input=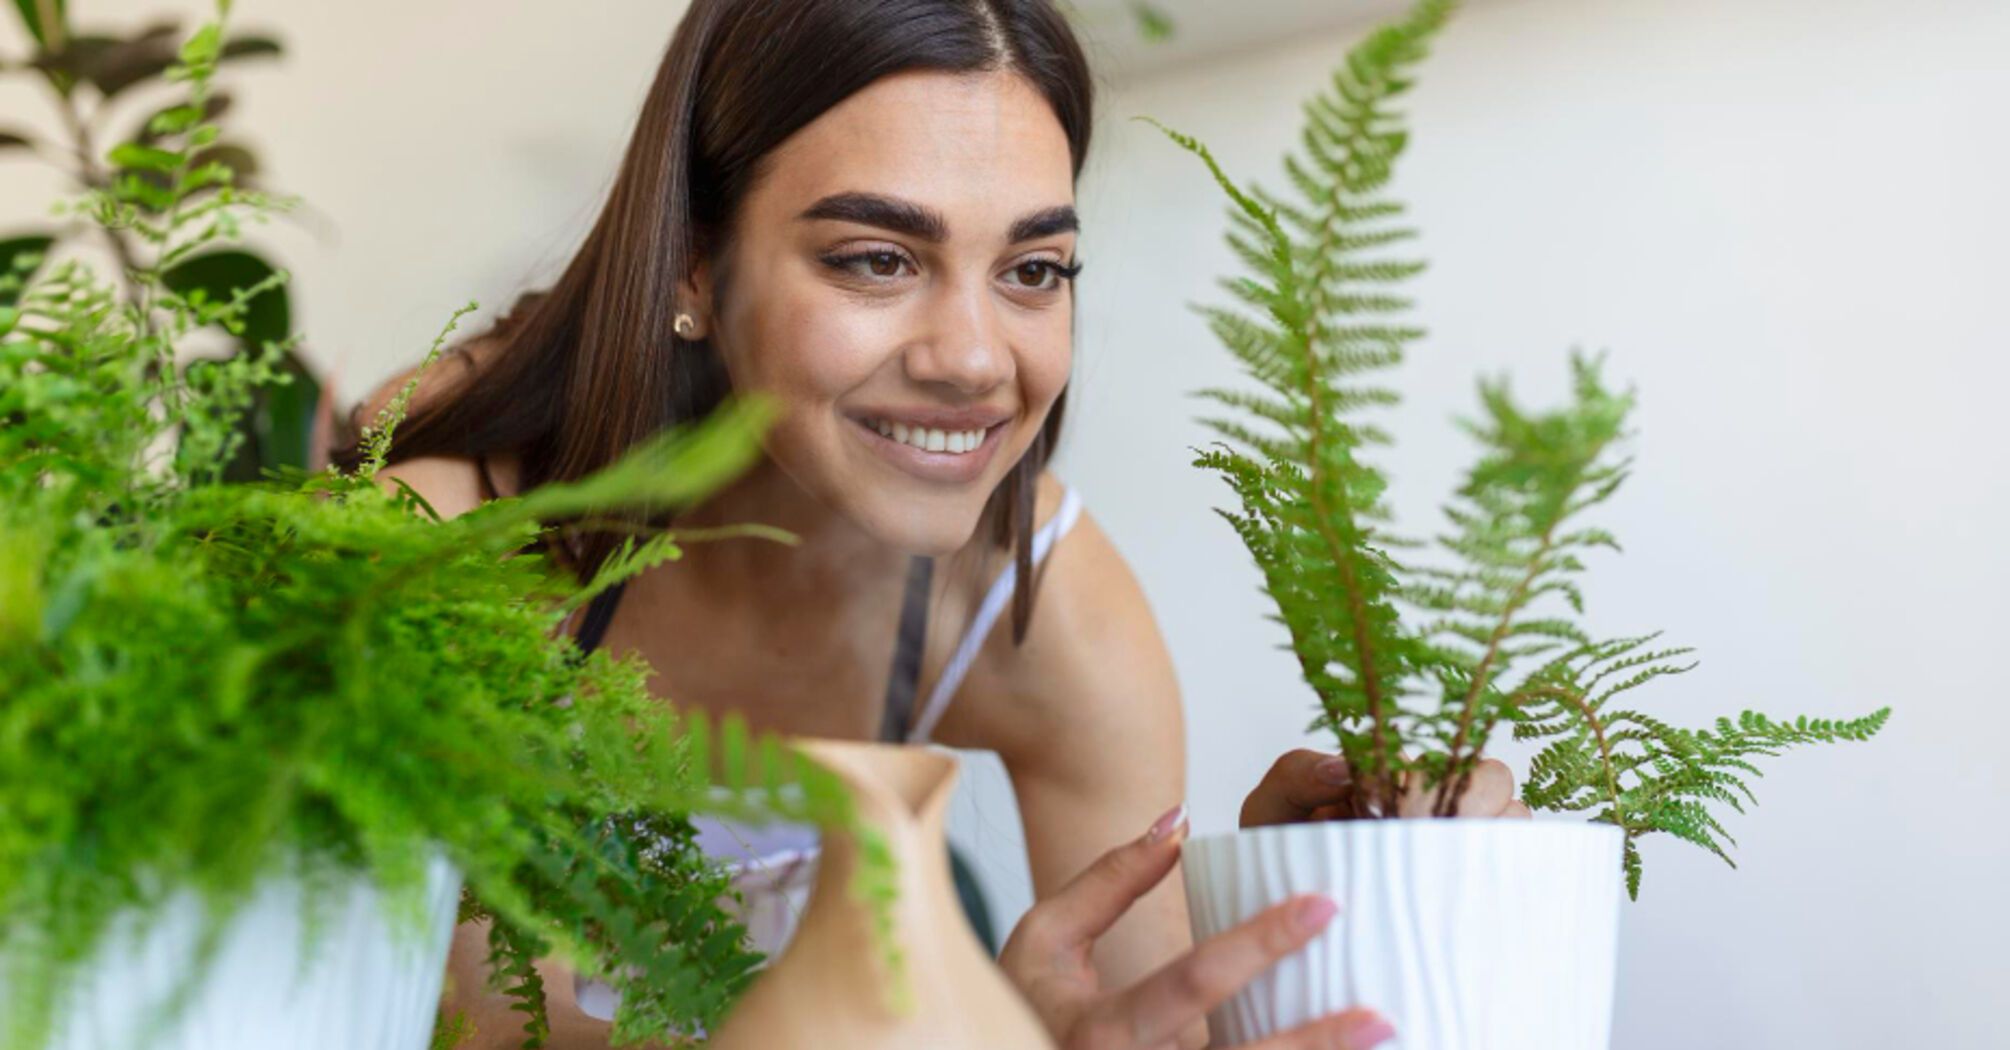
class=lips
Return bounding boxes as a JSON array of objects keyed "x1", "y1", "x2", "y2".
[{"x1": 848, "y1": 413, "x2": 1008, "y2": 484}]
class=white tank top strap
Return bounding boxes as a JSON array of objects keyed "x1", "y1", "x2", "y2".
[{"x1": 906, "y1": 485, "x2": 1084, "y2": 744}]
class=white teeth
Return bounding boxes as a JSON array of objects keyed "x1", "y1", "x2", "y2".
[{"x1": 866, "y1": 419, "x2": 988, "y2": 455}]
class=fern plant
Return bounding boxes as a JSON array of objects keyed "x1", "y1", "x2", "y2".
[
  {"x1": 0, "y1": 7, "x2": 890, "y2": 1048},
  {"x1": 1153, "y1": 0, "x2": 1887, "y2": 897}
]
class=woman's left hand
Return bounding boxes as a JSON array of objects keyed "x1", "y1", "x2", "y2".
[
  {"x1": 1239, "y1": 750, "x2": 1533, "y2": 826},
  {"x1": 999, "y1": 805, "x2": 1397, "y2": 1050}
]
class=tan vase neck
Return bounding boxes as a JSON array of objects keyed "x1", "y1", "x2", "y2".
[
  {"x1": 792, "y1": 738, "x2": 956, "y2": 830},
  {"x1": 708, "y1": 738, "x2": 1056, "y2": 1048},
  {"x1": 790, "y1": 738, "x2": 960, "y2": 924}
]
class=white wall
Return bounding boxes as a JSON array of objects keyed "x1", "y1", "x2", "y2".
[{"x1": 5, "y1": 2, "x2": 2003, "y2": 1047}]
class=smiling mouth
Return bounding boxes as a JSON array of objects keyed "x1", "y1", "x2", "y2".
[{"x1": 856, "y1": 417, "x2": 997, "y2": 455}]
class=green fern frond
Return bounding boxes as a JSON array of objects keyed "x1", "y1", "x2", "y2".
[
  {"x1": 1163, "y1": 0, "x2": 1888, "y2": 893},
  {"x1": 1146, "y1": 0, "x2": 1455, "y2": 813}
]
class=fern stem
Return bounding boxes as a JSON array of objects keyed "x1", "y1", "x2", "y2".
[
  {"x1": 52, "y1": 92, "x2": 145, "y2": 307},
  {"x1": 1295, "y1": 158, "x2": 1402, "y2": 819},
  {"x1": 1431, "y1": 522, "x2": 1559, "y2": 816},
  {"x1": 1543, "y1": 684, "x2": 1626, "y2": 832},
  {"x1": 1297, "y1": 320, "x2": 1399, "y2": 815}
]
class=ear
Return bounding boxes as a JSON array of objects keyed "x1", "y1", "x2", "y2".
[{"x1": 676, "y1": 253, "x2": 715, "y2": 340}]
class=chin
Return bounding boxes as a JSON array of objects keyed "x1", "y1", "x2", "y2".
[{"x1": 850, "y1": 493, "x2": 989, "y2": 558}]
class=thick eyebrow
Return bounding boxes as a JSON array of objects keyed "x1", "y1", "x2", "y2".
[
  {"x1": 796, "y1": 191, "x2": 1078, "y2": 245},
  {"x1": 1007, "y1": 204, "x2": 1080, "y2": 244}
]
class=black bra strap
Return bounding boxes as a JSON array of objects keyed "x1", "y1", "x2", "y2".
[{"x1": 878, "y1": 556, "x2": 933, "y2": 743}]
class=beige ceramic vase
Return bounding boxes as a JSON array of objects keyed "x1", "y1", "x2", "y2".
[{"x1": 706, "y1": 738, "x2": 1056, "y2": 1050}]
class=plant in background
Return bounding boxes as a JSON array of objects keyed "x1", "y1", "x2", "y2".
[
  {"x1": 1, "y1": 0, "x2": 322, "y2": 479},
  {"x1": 0, "y1": 8, "x2": 886, "y2": 1049},
  {"x1": 1125, "y1": 1, "x2": 1175, "y2": 42},
  {"x1": 1057, "y1": 0, "x2": 1176, "y2": 45},
  {"x1": 1153, "y1": 0, "x2": 1887, "y2": 897}
]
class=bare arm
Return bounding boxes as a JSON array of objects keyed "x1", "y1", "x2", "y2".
[{"x1": 945, "y1": 481, "x2": 1194, "y2": 1022}]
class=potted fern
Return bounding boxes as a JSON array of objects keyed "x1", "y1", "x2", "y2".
[
  {"x1": 1151, "y1": 1, "x2": 1888, "y2": 1047},
  {"x1": 0, "y1": 9, "x2": 861, "y2": 1049}
]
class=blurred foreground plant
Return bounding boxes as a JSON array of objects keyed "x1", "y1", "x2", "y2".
[{"x1": 0, "y1": 7, "x2": 883, "y2": 1048}]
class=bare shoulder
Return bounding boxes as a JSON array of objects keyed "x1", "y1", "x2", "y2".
[
  {"x1": 364, "y1": 338, "x2": 514, "y2": 520},
  {"x1": 940, "y1": 472, "x2": 1183, "y2": 769},
  {"x1": 1013, "y1": 473, "x2": 1147, "y2": 682},
  {"x1": 1010, "y1": 473, "x2": 1171, "y2": 703},
  {"x1": 376, "y1": 456, "x2": 491, "y2": 520}
]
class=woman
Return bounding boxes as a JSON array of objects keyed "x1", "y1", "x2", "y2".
[{"x1": 358, "y1": 2, "x2": 1523, "y2": 1046}]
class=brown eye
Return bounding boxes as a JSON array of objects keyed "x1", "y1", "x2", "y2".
[
  {"x1": 1006, "y1": 258, "x2": 1081, "y2": 294},
  {"x1": 867, "y1": 251, "x2": 902, "y2": 277},
  {"x1": 822, "y1": 248, "x2": 913, "y2": 282}
]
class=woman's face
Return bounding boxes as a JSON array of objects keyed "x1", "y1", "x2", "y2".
[{"x1": 695, "y1": 69, "x2": 1078, "y2": 556}]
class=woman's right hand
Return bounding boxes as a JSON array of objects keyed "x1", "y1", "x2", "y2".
[{"x1": 997, "y1": 806, "x2": 1396, "y2": 1050}]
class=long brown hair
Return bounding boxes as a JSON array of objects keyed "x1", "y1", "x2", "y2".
[{"x1": 340, "y1": 0, "x2": 1094, "y2": 642}]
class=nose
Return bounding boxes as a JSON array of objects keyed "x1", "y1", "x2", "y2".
[{"x1": 902, "y1": 275, "x2": 1014, "y2": 395}]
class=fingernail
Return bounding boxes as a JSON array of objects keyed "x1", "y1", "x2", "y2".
[
  {"x1": 1314, "y1": 758, "x2": 1351, "y2": 786},
  {"x1": 1144, "y1": 803, "x2": 1188, "y2": 843},
  {"x1": 1295, "y1": 894, "x2": 1339, "y2": 934},
  {"x1": 1339, "y1": 1012, "x2": 1397, "y2": 1047}
]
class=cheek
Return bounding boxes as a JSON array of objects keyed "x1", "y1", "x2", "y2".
[
  {"x1": 730, "y1": 296, "x2": 893, "y2": 470},
  {"x1": 1016, "y1": 313, "x2": 1075, "y2": 417},
  {"x1": 727, "y1": 285, "x2": 888, "y2": 408}
]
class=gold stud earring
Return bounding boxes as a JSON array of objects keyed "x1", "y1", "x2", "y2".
[{"x1": 672, "y1": 312, "x2": 698, "y2": 339}]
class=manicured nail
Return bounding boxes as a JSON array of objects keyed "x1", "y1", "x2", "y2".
[
  {"x1": 1314, "y1": 757, "x2": 1351, "y2": 786},
  {"x1": 1339, "y1": 1011, "x2": 1397, "y2": 1047},
  {"x1": 1295, "y1": 894, "x2": 1339, "y2": 934},
  {"x1": 1145, "y1": 803, "x2": 1188, "y2": 843}
]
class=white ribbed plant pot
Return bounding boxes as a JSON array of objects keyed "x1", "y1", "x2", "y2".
[
  {"x1": 1183, "y1": 820, "x2": 1623, "y2": 1050},
  {"x1": 34, "y1": 851, "x2": 461, "y2": 1050}
]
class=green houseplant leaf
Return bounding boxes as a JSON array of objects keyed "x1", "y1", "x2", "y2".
[
  {"x1": 0, "y1": 235, "x2": 53, "y2": 308},
  {"x1": 9, "y1": 0, "x2": 66, "y2": 47},
  {"x1": 3, "y1": 4, "x2": 308, "y2": 477}
]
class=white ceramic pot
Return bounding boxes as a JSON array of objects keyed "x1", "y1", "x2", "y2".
[
  {"x1": 1182, "y1": 820, "x2": 1622, "y2": 1050},
  {"x1": 33, "y1": 851, "x2": 461, "y2": 1050}
]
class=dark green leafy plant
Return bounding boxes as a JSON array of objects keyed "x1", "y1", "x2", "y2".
[
  {"x1": 1, "y1": 0, "x2": 318, "y2": 479},
  {"x1": 0, "y1": 8, "x2": 891, "y2": 1048},
  {"x1": 1153, "y1": 0, "x2": 1887, "y2": 897}
]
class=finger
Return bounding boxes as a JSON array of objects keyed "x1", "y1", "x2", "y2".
[
  {"x1": 1240, "y1": 750, "x2": 1353, "y2": 827},
  {"x1": 1454, "y1": 759, "x2": 1515, "y2": 817},
  {"x1": 1012, "y1": 804, "x2": 1187, "y2": 956},
  {"x1": 1097, "y1": 894, "x2": 1338, "y2": 1046},
  {"x1": 1244, "y1": 1008, "x2": 1397, "y2": 1050},
  {"x1": 1394, "y1": 767, "x2": 1435, "y2": 818},
  {"x1": 1503, "y1": 800, "x2": 1533, "y2": 819}
]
